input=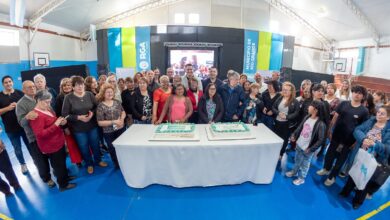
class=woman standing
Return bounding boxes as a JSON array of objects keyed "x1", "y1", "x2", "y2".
[
  {"x1": 96, "y1": 84, "x2": 126, "y2": 168},
  {"x1": 261, "y1": 80, "x2": 281, "y2": 130},
  {"x1": 336, "y1": 79, "x2": 351, "y2": 101},
  {"x1": 107, "y1": 75, "x2": 122, "y2": 103},
  {"x1": 62, "y1": 76, "x2": 108, "y2": 174},
  {"x1": 243, "y1": 83, "x2": 264, "y2": 124},
  {"x1": 325, "y1": 83, "x2": 340, "y2": 119},
  {"x1": 243, "y1": 81, "x2": 251, "y2": 97},
  {"x1": 152, "y1": 76, "x2": 171, "y2": 124},
  {"x1": 198, "y1": 83, "x2": 224, "y2": 124},
  {"x1": 272, "y1": 82, "x2": 300, "y2": 157},
  {"x1": 157, "y1": 84, "x2": 193, "y2": 124},
  {"x1": 97, "y1": 75, "x2": 107, "y2": 93},
  {"x1": 117, "y1": 78, "x2": 126, "y2": 93},
  {"x1": 131, "y1": 77, "x2": 153, "y2": 124},
  {"x1": 187, "y1": 77, "x2": 203, "y2": 123},
  {"x1": 29, "y1": 90, "x2": 76, "y2": 191},
  {"x1": 339, "y1": 105, "x2": 390, "y2": 209},
  {"x1": 84, "y1": 76, "x2": 98, "y2": 96},
  {"x1": 373, "y1": 91, "x2": 387, "y2": 111},
  {"x1": 55, "y1": 78, "x2": 82, "y2": 166}
]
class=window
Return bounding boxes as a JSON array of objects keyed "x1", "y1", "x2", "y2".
[{"x1": 0, "y1": 28, "x2": 20, "y2": 46}]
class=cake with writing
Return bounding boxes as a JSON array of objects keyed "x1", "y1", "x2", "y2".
[
  {"x1": 209, "y1": 122, "x2": 251, "y2": 139},
  {"x1": 153, "y1": 123, "x2": 196, "y2": 140}
]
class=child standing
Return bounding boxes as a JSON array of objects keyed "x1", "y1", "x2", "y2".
[{"x1": 286, "y1": 100, "x2": 327, "y2": 185}]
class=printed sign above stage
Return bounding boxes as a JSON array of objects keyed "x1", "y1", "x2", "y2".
[
  {"x1": 243, "y1": 30, "x2": 259, "y2": 76},
  {"x1": 243, "y1": 30, "x2": 284, "y2": 79},
  {"x1": 108, "y1": 27, "x2": 151, "y2": 73}
]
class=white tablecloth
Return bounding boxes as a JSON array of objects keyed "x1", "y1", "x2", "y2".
[{"x1": 113, "y1": 124, "x2": 283, "y2": 188}]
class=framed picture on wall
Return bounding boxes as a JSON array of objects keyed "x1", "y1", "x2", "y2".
[
  {"x1": 33, "y1": 52, "x2": 50, "y2": 67},
  {"x1": 334, "y1": 58, "x2": 347, "y2": 72}
]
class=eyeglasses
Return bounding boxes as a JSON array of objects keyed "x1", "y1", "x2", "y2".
[{"x1": 377, "y1": 111, "x2": 387, "y2": 116}]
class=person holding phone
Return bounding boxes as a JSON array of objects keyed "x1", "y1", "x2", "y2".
[{"x1": 29, "y1": 90, "x2": 76, "y2": 191}]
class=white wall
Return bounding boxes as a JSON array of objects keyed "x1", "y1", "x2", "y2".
[
  {"x1": 336, "y1": 36, "x2": 390, "y2": 79},
  {"x1": 0, "y1": 12, "x2": 97, "y2": 63}
]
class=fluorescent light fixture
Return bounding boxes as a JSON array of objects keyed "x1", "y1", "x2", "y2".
[
  {"x1": 188, "y1": 13, "x2": 199, "y2": 24},
  {"x1": 157, "y1": 24, "x2": 167, "y2": 34},
  {"x1": 174, "y1": 13, "x2": 185, "y2": 24},
  {"x1": 269, "y1": 20, "x2": 279, "y2": 33}
]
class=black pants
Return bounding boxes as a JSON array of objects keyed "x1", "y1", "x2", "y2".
[
  {"x1": 340, "y1": 176, "x2": 381, "y2": 206},
  {"x1": 188, "y1": 111, "x2": 199, "y2": 124},
  {"x1": 103, "y1": 127, "x2": 126, "y2": 168},
  {"x1": 46, "y1": 147, "x2": 69, "y2": 188},
  {"x1": 274, "y1": 120, "x2": 293, "y2": 156},
  {"x1": 324, "y1": 138, "x2": 351, "y2": 179},
  {"x1": 0, "y1": 150, "x2": 20, "y2": 194},
  {"x1": 28, "y1": 141, "x2": 52, "y2": 182}
]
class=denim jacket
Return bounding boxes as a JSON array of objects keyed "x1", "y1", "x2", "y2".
[{"x1": 353, "y1": 116, "x2": 390, "y2": 166}]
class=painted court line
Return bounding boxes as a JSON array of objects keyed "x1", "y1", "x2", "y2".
[
  {"x1": 0, "y1": 213, "x2": 13, "y2": 220},
  {"x1": 356, "y1": 201, "x2": 390, "y2": 220}
]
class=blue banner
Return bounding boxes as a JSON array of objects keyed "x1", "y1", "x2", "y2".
[
  {"x1": 269, "y1": 33, "x2": 284, "y2": 71},
  {"x1": 135, "y1": 26, "x2": 151, "y2": 71},
  {"x1": 107, "y1": 28, "x2": 123, "y2": 73},
  {"x1": 243, "y1": 30, "x2": 259, "y2": 76},
  {"x1": 356, "y1": 47, "x2": 365, "y2": 75}
]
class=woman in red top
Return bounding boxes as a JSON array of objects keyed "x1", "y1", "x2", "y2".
[
  {"x1": 152, "y1": 75, "x2": 171, "y2": 124},
  {"x1": 187, "y1": 77, "x2": 203, "y2": 123},
  {"x1": 29, "y1": 90, "x2": 76, "y2": 192}
]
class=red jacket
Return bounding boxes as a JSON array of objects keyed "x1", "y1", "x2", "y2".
[
  {"x1": 29, "y1": 109, "x2": 65, "y2": 154},
  {"x1": 187, "y1": 89, "x2": 203, "y2": 112}
]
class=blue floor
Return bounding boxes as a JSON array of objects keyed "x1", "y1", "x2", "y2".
[{"x1": 0, "y1": 133, "x2": 389, "y2": 220}]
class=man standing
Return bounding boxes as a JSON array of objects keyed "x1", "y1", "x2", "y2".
[
  {"x1": 202, "y1": 67, "x2": 223, "y2": 90},
  {"x1": 166, "y1": 67, "x2": 175, "y2": 84},
  {"x1": 0, "y1": 76, "x2": 31, "y2": 174},
  {"x1": 272, "y1": 71, "x2": 283, "y2": 91},
  {"x1": 146, "y1": 70, "x2": 160, "y2": 93},
  {"x1": 182, "y1": 64, "x2": 203, "y2": 91},
  {"x1": 218, "y1": 71, "x2": 246, "y2": 122},
  {"x1": 16, "y1": 81, "x2": 55, "y2": 187},
  {"x1": 254, "y1": 73, "x2": 268, "y2": 94},
  {"x1": 317, "y1": 85, "x2": 369, "y2": 186}
]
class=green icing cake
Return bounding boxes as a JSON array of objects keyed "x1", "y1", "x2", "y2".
[
  {"x1": 210, "y1": 122, "x2": 250, "y2": 133},
  {"x1": 155, "y1": 123, "x2": 195, "y2": 133}
]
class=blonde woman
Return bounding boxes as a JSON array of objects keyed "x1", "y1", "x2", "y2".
[
  {"x1": 272, "y1": 82, "x2": 300, "y2": 157},
  {"x1": 336, "y1": 79, "x2": 351, "y2": 101}
]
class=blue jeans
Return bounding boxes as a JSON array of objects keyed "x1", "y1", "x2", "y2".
[
  {"x1": 292, "y1": 147, "x2": 315, "y2": 179},
  {"x1": 73, "y1": 127, "x2": 101, "y2": 166},
  {"x1": 6, "y1": 130, "x2": 30, "y2": 165}
]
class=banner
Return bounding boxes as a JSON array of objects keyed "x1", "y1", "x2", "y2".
[
  {"x1": 121, "y1": 27, "x2": 136, "y2": 68},
  {"x1": 107, "y1": 28, "x2": 122, "y2": 73},
  {"x1": 243, "y1": 30, "x2": 259, "y2": 77},
  {"x1": 257, "y1": 31, "x2": 272, "y2": 71},
  {"x1": 356, "y1": 47, "x2": 365, "y2": 75},
  {"x1": 269, "y1": 34, "x2": 284, "y2": 71},
  {"x1": 135, "y1": 26, "x2": 151, "y2": 72}
]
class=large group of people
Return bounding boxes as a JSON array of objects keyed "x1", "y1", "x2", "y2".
[{"x1": 0, "y1": 64, "x2": 389, "y2": 210}]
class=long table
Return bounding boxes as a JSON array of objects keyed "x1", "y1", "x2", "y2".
[{"x1": 113, "y1": 124, "x2": 283, "y2": 188}]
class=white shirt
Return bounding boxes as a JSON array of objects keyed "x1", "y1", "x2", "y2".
[{"x1": 297, "y1": 117, "x2": 318, "y2": 150}]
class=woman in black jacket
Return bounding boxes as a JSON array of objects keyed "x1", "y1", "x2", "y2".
[
  {"x1": 198, "y1": 83, "x2": 224, "y2": 124},
  {"x1": 261, "y1": 80, "x2": 281, "y2": 130},
  {"x1": 272, "y1": 82, "x2": 300, "y2": 157},
  {"x1": 130, "y1": 77, "x2": 153, "y2": 124},
  {"x1": 285, "y1": 100, "x2": 327, "y2": 185}
]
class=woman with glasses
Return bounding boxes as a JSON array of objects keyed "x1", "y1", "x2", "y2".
[
  {"x1": 29, "y1": 90, "x2": 76, "y2": 191},
  {"x1": 131, "y1": 77, "x2": 153, "y2": 124},
  {"x1": 198, "y1": 83, "x2": 224, "y2": 124},
  {"x1": 272, "y1": 82, "x2": 300, "y2": 158}
]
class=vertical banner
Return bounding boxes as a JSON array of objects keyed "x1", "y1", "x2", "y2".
[
  {"x1": 135, "y1": 26, "x2": 151, "y2": 72},
  {"x1": 282, "y1": 36, "x2": 295, "y2": 69},
  {"x1": 356, "y1": 47, "x2": 365, "y2": 75},
  {"x1": 121, "y1": 27, "x2": 136, "y2": 69},
  {"x1": 269, "y1": 33, "x2": 284, "y2": 71},
  {"x1": 107, "y1": 28, "x2": 123, "y2": 73},
  {"x1": 243, "y1": 30, "x2": 259, "y2": 77},
  {"x1": 257, "y1": 32, "x2": 272, "y2": 71}
]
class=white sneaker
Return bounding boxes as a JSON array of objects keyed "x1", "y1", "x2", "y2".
[
  {"x1": 293, "y1": 178, "x2": 305, "y2": 186},
  {"x1": 324, "y1": 177, "x2": 335, "y2": 186},
  {"x1": 21, "y1": 164, "x2": 29, "y2": 174},
  {"x1": 316, "y1": 169, "x2": 329, "y2": 176},
  {"x1": 285, "y1": 170, "x2": 296, "y2": 178}
]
